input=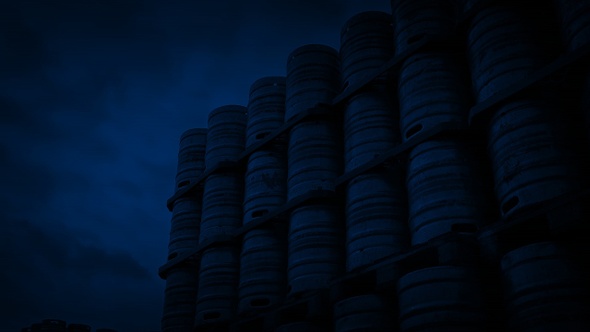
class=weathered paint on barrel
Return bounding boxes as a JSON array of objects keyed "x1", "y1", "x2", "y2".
[
  {"x1": 501, "y1": 242, "x2": 590, "y2": 331},
  {"x1": 339, "y1": 11, "x2": 394, "y2": 88},
  {"x1": 243, "y1": 149, "x2": 287, "y2": 225},
  {"x1": 200, "y1": 172, "x2": 243, "y2": 242},
  {"x1": 346, "y1": 170, "x2": 409, "y2": 271},
  {"x1": 466, "y1": 5, "x2": 551, "y2": 102},
  {"x1": 175, "y1": 128, "x2": 207, "y2": 190},
  {"x1": 487, "y1": 99, "x2": 583, "y2": 218},
  {"x1": 247, "y1": 76, "x2": 286, "y2": 148},
  {"x1": 391, "y1": 0, "x2": 457, "y2": 55},
  {"x1": 285, "y1": 44, "x2": 340, "y2": 122},
  {"x1": 288, "y1": 120, "x2": 341, "y2": 201},
  {"x1": 555, "y1": 0, "x2": 590, "y2": 51},
  {"x1": 288, "y1": 203, "x2": 344, "y2": 296},
  {"x1": 161, "y1": 264, "x2": 199, "y2": 332},
  {"x1": 196, "y1": 246, "x2": 240, "y2": 325},
  {"x1": 334, "y1": 294, "x2": 396, "y2": 332},
  {"x1": 398, "y1": 52, "x2": 470, "y2": 141},
  {"x1": 343, "y1": 87, "x2": 398, "y2": 172},
  {"x1": 406, "y1": 139, "x2": 491, "y2": 244},
  {"x1": 205, "y1": 105, "x2": 247, "y2": 169},
  {"x1": 397, "y1": 266, "x2": 487, "y2": 331},
  {"x1": 238, "y1": 228, "x2": 286, "y2": 315},
  {"x1": 168, "y1": 196, "x2": 202, "y2": 261}
]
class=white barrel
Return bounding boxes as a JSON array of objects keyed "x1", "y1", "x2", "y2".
[
  {"x1": 287, "y1": 120, "x2": 341, "y2": 202},
  {"x1": 196, "y1": 245, "x2": 239, "y2": 325},
  {"x1": 398, "y1": 52, "x2": 470, "y2": 141},
  {"x1": 339, "y1": 11, "x2": 394, "y2": 88},
  {"x1": 501, "y1": 242, "x2": 590, "y2": 331},
  {"x1": 205, "y1": 105, "x2": 247, "y2": 169},
  {"x1": 167, "y1": 196, "x2": 202, "y2": 260},
  {"x1": 397, "y1": 266, "x2": 488, "y2": 331},
  {"x1": 346, "y1": 170, "x2": 409, "y2": 272},
  {"x1": 238, "y1": 228, "x2": 287, "y2": 315},
  {"x1": 555, "y1": 0, "x2": 590, "y2": 51},
  {"x1": 344, "y1": 87, "x2": 399, "y2": 172},
  {"x1": 288, "y1": 203, "x2": 344, "y2": 296},
  {"x1": 392, "y1": 0, "x2": 457, "y2": 55},
  {"x1": 200, "y1": 172, "x2": 243, "y2": 243},
  {"x1": 285, "y1": 44, "x2": 340, "y2": 123},
  {"x1": 175, "y1": 128, "x2": 207, "y2": 190},
  {"x1": 334, "y1": 294, "x2": 396, "y2": 332},
  {"x1": 466, "y1": 5, "x2": 551, "y2": 102},
  {"x1": 246, "y1": 76, "x2": 286, "y2": 148},
  {"x1": 487, "y1": 99, "x2": 583, "y2": 218},
  {"x1": 161, "y1": 264, "x2": 199, "y2": 332},
  {"x1": 406, "y1": 139, "x2": 491, "y2": 245},
  {"x1": 243, "y1": 149, "x2": 287, "y2": 225}
]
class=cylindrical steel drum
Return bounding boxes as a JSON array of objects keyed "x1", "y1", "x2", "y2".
[
  {"x1": 391, "y1": 0, "x2": 457, "y2": 55},
  {"x1": 501, "y1": 242, "x2": 590, "y2": 331},
  {"x1": 285, "y1": 44, "x2": 340, "y2": 123},
  {"x1": 466, "y1": 4, "x2": 551, "y2": 102},
  {"x1": 196, "y1": 245, "x2": 240, "y2": 325},
  {"x1": 168, "y1": 195, "x2": 202, "y2": 260},
  {"x1": 487, "y1": 99, "x2": 583, "y2": 218},
  {"x1": 243, "y1": 149, "x2": 287, "y2": 224},
  {"x1": 406, "y1": 139, "x2": 491, "y2": 245},
  {"x1": 246, "y1": 76, "x2": 286, "y2": 148},
  {"x1": 161, "y1": 264, "x2": 199, "y2": 332},
  {"x1": 205, "y1": 105, "x2": 247, "y2": 169},
  {"x1": 397, "y1": 266, "x2": 488, "y2": 331},
  {"x1": 555, "y1": 0, "x2": 590, "y2": 51},
  {"x1": 343, "y1": 87, "x2": 398, "y2": 172},
  {"x1": 346, "y1": 170, "x2": 409, "y2": 272},
  {"x1": 339, "y1": 11, "x2": 395, "y2": 88},
  {"x1": 238, "y1": 228, "x2": 286, "y2": 315},
  {"x1": 288, "y1": 203, "x2": 344, "y2": 296},
  {"x1": 334, "y1": 294, "x2": 396, "y2": 332},
  {"x1": 200, "y1": 172, "x2": 243, "y2": 242},
  {"x1": 175, "y1": 128, "x2": 207, "y2": 190},
  {"x1": 288, "y1": 120, "x2": 341, "y2": 201},
  {"x1": 398, "y1": 51, "x2": 471, "y2": 141}
]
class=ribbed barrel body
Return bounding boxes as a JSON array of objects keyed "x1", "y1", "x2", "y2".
[
  {"x1": 334, "y1": 294, "x2": 396, "y2": 332},
  {"x1": 168, "y1": 196, "x2": 202, "y2": 260},
  {"x1": 247, "y1": 76, "x2": 286, "y2": 148},
  {"x1": 176, "y1": 128, "x2": 207, "y2": 190},
  {"x1": 161, "y1": 265, "x2": 199, "y2": 332},
  {"x1": 205, "y1": 105, "x2": 247, "y2": 168},
  {"x1": 200, "y1": 172, "x2": 243, "y2": 242},
  {"x1": 285, "y1": 44, "x2": 340, "y2": 122},
  {"x1": 555, "y1": 0, "x2": 590, "y2": 51}
]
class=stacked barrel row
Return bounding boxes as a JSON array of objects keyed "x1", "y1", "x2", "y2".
[{"x1": 160, "y1": 0, "x2": 590, "y2": 330}]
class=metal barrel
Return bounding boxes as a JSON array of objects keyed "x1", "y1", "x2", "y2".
[
  {"x1": 246, "y1": 76, "x2": 286, "y2": 148},
  {"x1": 243, "y1": 149, "x2": 287, "y2": 225},
  {"x1": 466, "y1": 4, "x2": 551, "y2": 102},
  {"x1": 501, "y1": 242, "x2": 590, "y2": 331},
  {"x1": 398, "y1": 51, "x2": 470, "y2": 141},
  {"x1": 406, "y1": 139, "x2": 491, "y2": 245},
  {"x1": 555, "y1": 0, "x2": 590, "y2": 51},
  {"x1": 40, "y1": 320, "x2": 67, "y2": 332},
  {"x1": 397, "y1": 266, "x2": 488, "y2": 331},
  {"x1": 66, "y1": 325, "x2": 90, "y2": 332},
  {"x1": 238, "y1": 228, "x2": 287, "y2": 315},
  {"x1": 196, "y1": 245, "x2": 240, "y2": 325},
  {"x1": 167, "y1": 195, "x2": 202, "y2": 261},
  {"x1": 333, "y1": 294, "x2": 396, "y2": 332},
  {"x1": 275, "y1": 322, "x2": 324, "y2": 332},
  {"x1": 175, "y1": 128, "x2": 207, "y2": 191},
  {"x1": 346, "y1": 169, "x2": 409, "y2": 272},
  {"x1": 200, "y1": 171, "x2": 243, "y2": 242},
  {"x1": 205, "y1": 105, "x2": 247, "y2": 169},
  {"x1": 391, "y1": 0, "x2": 458, "y2": 55},
  {"x1": 288, "y1": 203, "x2": 344, "y2": 296},
  {"x1": 486, "y1": 99, "x2": 583, "y2": 218},
  {"x1": 287, "y1": 120, "x2": 341, "y2": 201},
  {"x1": 339, "y1": 11, "x2": 394, "y2": 88},
  {"x1": 285, "y1": 44, "x2": 340, "y2": 123},
  {"x1": 343, "y1": 86, "x2": 399, "y2": 172},
  {"x1": 161, "y1": 264, "x2": 199, "y2": 332}
]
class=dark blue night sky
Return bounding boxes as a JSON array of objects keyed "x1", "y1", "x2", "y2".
[{"x1": 0, "y1": 1, "x2": 390, "y2": 331}]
